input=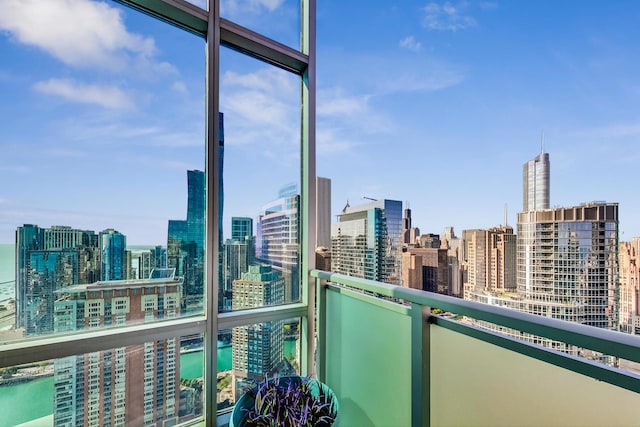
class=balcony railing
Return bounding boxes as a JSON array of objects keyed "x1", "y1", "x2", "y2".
[{"x1": 312, "y1": 269, "x2": 640, "y2": 427}]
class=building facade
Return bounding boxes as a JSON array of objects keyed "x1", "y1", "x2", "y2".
[
  {"x1": 256, "y1": 186, "x2": 300, "y2": 303},
  {"x1": 523, "y1": 147, "x2": 550, "y2": 212},
  {"x1": 221, "y1": 217, "x2": 255, "y2": 310},
  {"x1": 230, "y1": 217, "x2": 253, "y2": 241},
  {"x1": 231, "y1": 265, "x2": 285, "y2": 398},
  {"x1": 53, "y1": 274, "x2": 182, "y2": 426},
  {"x1": 517, "y1": 203, "x2": 618, "y2": 330},
  {"x1": 168, "y1": 170, "x2": 205, "y2": 309},
  {"x1": 463, "y1": 226, "x2": 516, "y2": 296},
  {"x1": 15, "y1": 225, "x2": 101, "y2": 335},
  {"x1": 441, "y1": 227, "x2": 463, "y2": 298},
  {"x1": 99, "y1": 229, "x2": 126, "y2": 281},
  {"x1": 619, "y1": 239, "x2": 640, "y2": 335},
  {"x1": 316, "y1": 177, "x2": 332, "y2": 249},
  {"x1": 331, "y1": 199, "x2": 403, "y2": 285},
  {"x1": 401, "y1": 247, "x2": 449, "y2": 294}
]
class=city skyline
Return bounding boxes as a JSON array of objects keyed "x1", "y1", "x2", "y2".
[{"x1": 1, "y1": 1, "x2": 640, "y2": 245}]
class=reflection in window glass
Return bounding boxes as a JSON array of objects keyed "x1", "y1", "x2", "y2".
[
  {"x1": 219, "y1": 48, "x2": 302, "y2": 312},
  {"x1": 183, "y1": 0, "x2": 207, "y2": 10},
  {"x1": 0, "y1": 1, "x2": 205, "y2": 345},
  {"x1": 217, "y1": 317, "x2": 300, "y2": 410},
  {"x1": 0, "y1": 335, "x2": 203, "y2": 426},
  {"x1": 220, "y1": 0, "x2": 301, "y2": 50}
]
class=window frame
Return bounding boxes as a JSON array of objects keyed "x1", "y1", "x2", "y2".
[{"x1": 0, "y1": 0, "x2": 316, "y2": 425}]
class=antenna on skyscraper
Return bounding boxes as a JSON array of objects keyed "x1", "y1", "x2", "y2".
[{"x1": 541, "y1": 130, "x2": 545, "y2": 154}]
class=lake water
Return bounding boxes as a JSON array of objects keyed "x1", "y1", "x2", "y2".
[{"x1": 0, "y1": 342, "x2": 298, "y2": 426}]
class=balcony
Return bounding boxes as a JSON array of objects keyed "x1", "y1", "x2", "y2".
[
  {"x1": 2, "y1": 1, "x2": 640, "y2": 426},
  {"x1": 312, "y1": 270, "x2": 640, "y2": 427}
]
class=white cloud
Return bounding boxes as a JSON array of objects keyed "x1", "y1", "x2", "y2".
[
  {"x1": 316, "y1": 87, "x2": 389, "y2": 156},
  {"x1": 380, "y1": 68, "x2": 464, "y2": 93},
  {"x1": 399, "y1": 36, "x2": 422, "y2": 52},
  {"x1": 479, "y1": 2, "x2": 498, "y2": 9},
  {"x1": 422, "y1": 2, "x2": 477, "y2": 31},
  {"x1": 222, "y1": 68, "x2": 298, "y2": 136},
  {"x1": 222, "y1": 0, "x2": 285, "y2": 14},
  {"x1": 0, "y1": 0, "x2": 159, "y2": 72},
  {"x1": 33, "y1": 78, "x2": 135, "y2": 110},
  {"x1": 318, "y1": 93, "x2": 369, "y2": 117},
  {"x1": 172, "y1": 81, "x2": 189, "y2": 95},
  {"x1": 223, "y1": 68, "x2": 296, "y2": 95},
  {"x1": 316, "y1": 129, "x2": 360, "y2": 156}
]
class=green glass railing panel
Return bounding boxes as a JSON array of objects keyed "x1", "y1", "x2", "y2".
[
  {"x1": 325, "y1": 288, "x2": 412, "y2": 427},
  {"x1": 430, "y1": 325, "x2": 640, "y2": 427}
]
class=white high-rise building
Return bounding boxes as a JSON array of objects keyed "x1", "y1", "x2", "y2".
[
  {"x1": 517, "y1": 203, "x2": 618, "y2": 330},
  {"x1": 256, "y1": 185, "x2": 300, "y2": 302},
  {"x1": 523, "y1": 142, "x2": 550, "y2": 212}
]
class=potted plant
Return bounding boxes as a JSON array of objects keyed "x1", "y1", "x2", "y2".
[{"x1": 230, "y1": 375, "x2": 339, "y2": 427}]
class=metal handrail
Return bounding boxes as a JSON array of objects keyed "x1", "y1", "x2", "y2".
[{"x1": 311, "y1": 269, "x2": 640, "y2": 364}]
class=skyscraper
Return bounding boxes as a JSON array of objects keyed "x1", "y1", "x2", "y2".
[
  {"x1": 231, "y1": 217, "x2": 253, "y2": 241},
  {"x1": 256, "y1": 185, "x2": 300, "y2": 302},
  {"x1": 401, "y1": 208, "x2": 420, "y2": 246},
  {"x1": 401, "y1": 247, "x2": 448, "y2": 293},
  {"x1": 99, "y1": 229, "x2": 126, "y2": 281},
  {"x1": 231, "y1": 264, "x2": 284, "y2": 397},
  {"x1": 167, "y1": 113, "x2": 223, "y2": 310},
  {"x1": 462, "y1": 226, "x2": 516, "y2": 296},
  {"x1": 517, "y1": 203, "x2": 618, "y2": 330},
  {"x1": 523, "y1": 142, "x2": 550, "y2": 212},
  {"x1": 15, "y1": 225, "x2": 100, "y2": 335},
  {"x1": 618, "y1": 238, "x2": 640, "y2": 335},
  {"x1": 15, "y1": 224, "x2": 43, "y2": 330},
  {"x1": 53, "y1": 274, "x2": 182, "y2": 426},
  {"x1": 331, "y1": 199, "x2": 403, "y2": 284},
  {"x1": 168, "y1": 170, "x2": 205, "y2": 308},
  {"x1": 222, "y1": 217, "x2": 255, "y2": 310}
]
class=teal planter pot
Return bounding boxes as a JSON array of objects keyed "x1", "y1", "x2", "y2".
[{"x1": 230, "y1": 376, "x2": 338, "y2": 427}]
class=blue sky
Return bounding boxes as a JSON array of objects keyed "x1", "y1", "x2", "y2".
[{"x1": 0, "y1": 0, "x2": 639, "y2": 245}]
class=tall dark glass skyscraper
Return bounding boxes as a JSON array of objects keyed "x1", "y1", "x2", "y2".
[
  {"x1": 15, "y1": 225, "x2": 101, "y2": 335},
  {"x1": 231, "y1": 217, "x2": 253, "y2": 241},
  {"x1": 167, "y1": 112, "x2": 224, "y2": 309},
  {"x1": 99, "y1": 229, "x2": 126, "y2": 281},
  {"x1": 168, "y1": 169, "x2": 205, "y2": 307}
]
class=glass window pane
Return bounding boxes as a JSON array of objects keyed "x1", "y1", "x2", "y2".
[
  {"x1": 219, "y1": 48, "x2": 302, "y2": 313},
  {"x1": 185, "y1": 0, "x2": 207, "y2": 10},
  {"x1": 0, "y1": 1, "x2": 205, "y2": 345},
  {"x1": 217, "y1": 317, "x2": 301, "y2": 410},
  {"x1": 220, "y1": 0, "x2": 301, "y2": 51},
  {"x1": 0, "y1": 335, "x2": 202, "y2": 426}
]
